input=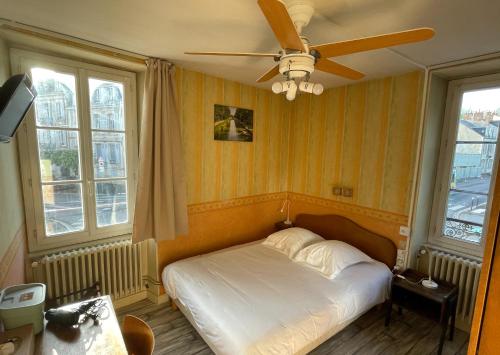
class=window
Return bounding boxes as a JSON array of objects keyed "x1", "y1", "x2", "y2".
[
  {"x1": 12, "y1": 50, "x2": 137, "y2": 252},
  {"x1": 430, "y1": 75, "x2": 500, "y2": 256}
]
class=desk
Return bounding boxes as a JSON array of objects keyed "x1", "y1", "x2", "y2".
[{"x1": 35, "y1": 295, "x2": 127, "y2": 355}]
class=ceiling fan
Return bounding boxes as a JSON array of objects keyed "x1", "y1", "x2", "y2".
[{"x1": 185, "y1": 0, "x2": 435, "y2": 100}]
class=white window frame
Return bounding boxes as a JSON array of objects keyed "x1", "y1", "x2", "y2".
[
  {"x1": 429, "y1": 73, "x2": 500, "y2": 257},
  {"x1": 11, "y1": 49, "x2": 138, "y2": 253}
]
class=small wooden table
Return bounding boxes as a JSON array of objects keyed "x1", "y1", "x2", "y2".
[
  {"x1": 385, "y1": 269, "x2": 458, "y2": 355},
  {"x1": 35, "y1": 295, "x2": 127, "y2": 355}
]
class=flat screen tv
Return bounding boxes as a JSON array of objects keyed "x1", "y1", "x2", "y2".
[{"x1": 0, "y1": 74, "x2": 37, "y2": 143}]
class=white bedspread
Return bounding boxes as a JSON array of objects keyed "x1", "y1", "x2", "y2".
[{"x1": 162, "y1": 241, "x2": 392, "y2": 355}]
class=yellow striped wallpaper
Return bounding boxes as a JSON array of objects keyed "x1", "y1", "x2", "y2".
[
  {"x1": 287, "y1": 71, "x2": 424, "y2": 215},
  {"x1": 175, "y1": 67, "x2": 422, "y2": 215},
  {"x1": 175, "y1": 68, "x2": 290, "y2": 204},
  {"x1": 158, "y1": 68, "x2": 423, "y2": 272}
]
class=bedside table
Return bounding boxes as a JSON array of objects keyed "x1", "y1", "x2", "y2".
[
  {"x1": 385, "y1": 269, "x2": 458, "y2": 355},
  {"x1": 275, "y1": 221, "x2": 294, "y2": 231}
]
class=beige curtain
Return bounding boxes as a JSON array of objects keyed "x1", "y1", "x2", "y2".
[{"x1": 133, "y1": 59, "x2": 188, "y2": 242}]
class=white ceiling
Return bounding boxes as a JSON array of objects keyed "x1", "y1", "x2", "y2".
[{"x1": 1, "y1": 0, "x2": 500, "y2": 88}]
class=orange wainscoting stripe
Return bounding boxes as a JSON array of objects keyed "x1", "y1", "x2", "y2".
[
  {"x1": 158, "y1": 193, "x2": 286, "y2": 271},
  {"x1": 158, "y1": 192, "x2": 408, "y2": 271},
  {"x1": 288, "y1": 192, "x2": 408, "y2": 246}
]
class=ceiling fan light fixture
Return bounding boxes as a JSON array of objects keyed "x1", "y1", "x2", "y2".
[
  {"x1": 299, "y1": 81, "x2": 324, "y2": 95},
  {"x1": 285, "y1": 81, "x2": 298, "y2": 101},
  {"x1": 272, "y1": 80, "x2": 289, "y2": 94}
]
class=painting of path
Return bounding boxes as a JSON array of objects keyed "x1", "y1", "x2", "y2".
[{"x1": 214, "y1": 104, "x2": 253, "y2": 142}]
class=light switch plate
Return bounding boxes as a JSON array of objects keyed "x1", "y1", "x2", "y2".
[{"x1": 399, "y1": 226, "x2": 410, "y2": 237}]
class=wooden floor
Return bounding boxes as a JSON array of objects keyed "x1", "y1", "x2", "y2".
[{"x1": 117, "y1": 300, "x2": 469, "y2": 355}]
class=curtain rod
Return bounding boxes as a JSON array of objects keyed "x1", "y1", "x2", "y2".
[{"x1": 0, "y1": 19, "x2": 156, "y2": 66}]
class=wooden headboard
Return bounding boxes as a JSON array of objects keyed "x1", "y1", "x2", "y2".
[{"x1": 294, "y1": 214, "x2": 397, "y2": 269}]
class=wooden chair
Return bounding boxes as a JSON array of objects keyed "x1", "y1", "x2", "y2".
[{"x1": 122, "y1": 315, "x2": 155, "y2": 355}]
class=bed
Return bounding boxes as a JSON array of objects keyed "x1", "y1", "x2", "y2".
[{"x1": 162, "y1": 214, "x2": 397, "y2": 355}]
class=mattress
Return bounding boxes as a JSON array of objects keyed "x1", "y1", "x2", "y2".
[{"x1": 162, "y1": 241, "x2": 392, "y2": 355}]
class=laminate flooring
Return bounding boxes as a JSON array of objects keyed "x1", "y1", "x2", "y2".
[{"x1": 117, "y1": 300, "x2": 469, "y2": 355}]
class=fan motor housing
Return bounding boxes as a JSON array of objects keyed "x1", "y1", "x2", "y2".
[
  {"x1": 279, "y1": 53, "x2": 315, "y2": 79},
  {"x1": 285, "y1": 0, "x2": 314, "y2": 34}
]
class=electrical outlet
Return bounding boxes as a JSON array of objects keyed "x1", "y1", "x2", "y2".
[
  {"x1": 332, "y1": 186, "x2": 342, "y2": 196},
  {"x1": 399, "y1": 226, "x2": 410, "y2": 237},
  {"x1": 342, "y1": 187, "x2": 353, "y2": 197}
]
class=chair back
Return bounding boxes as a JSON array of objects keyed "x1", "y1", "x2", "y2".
[{"x1": 122, "y1": 315, "x2": 155, "y2": 355}]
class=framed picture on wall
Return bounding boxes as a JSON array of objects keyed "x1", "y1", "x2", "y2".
[{"x1": 214, "y1": 104, "x2": 253, "y2": 142}]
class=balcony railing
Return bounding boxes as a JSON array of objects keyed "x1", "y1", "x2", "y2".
[{"x1": 444, "y1": 217, "x2": 482, "y2": 244}]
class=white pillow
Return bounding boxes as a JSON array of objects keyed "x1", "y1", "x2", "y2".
[
  {"x1": 293, "y1": 240, "x2": 373, "y2": 279},
  {"x1": 262, "y1": 227, "x2": 324, "y2": 258}
]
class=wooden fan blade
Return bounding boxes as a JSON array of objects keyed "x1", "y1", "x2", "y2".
[
  {"x1": 311, "y1": 28, "x2": 435, "y2": 58},
  {"x1": 257, "y1": 0, "x2": 305, "y2": 52},
  {"x1": 185, "y1": 51, "x2": 278, "y2": 58},
  {"x1": 315, "y1": 59, "x2": 365, "y2": 80},
  {"x1": 256, "y1": 65, "x2": 280, "y2": 83}
]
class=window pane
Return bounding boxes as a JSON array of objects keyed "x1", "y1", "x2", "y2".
[
  {"x1": 89, "y1": 78, "x2": 125, "y2": 131},
  {"x1": 92, "y1": 132, "x2": 126, "y2": 178},
  {"x1": 444, "y1": 87, "x2": 500, "y2": 244},
  {"x1": 42, "y1": 183, "x2": 84, "y2": 236},
  {"x1": 31, "y1": 68, "x2": 78, "y2": 128},
  {"x1": 37, "y1": 129, "x2": 81, "y2": 181},
  {"x1": 459, "y1": 88, "x2": 500, "y2": 142},
  {"x1": 446, "y1": 190, "x2": 487, "y2": 225},
  {"x1": 450, "y1": 148, "x2": 494, "y2": 194},
  {"x1": 95, "y1": 181, "x2": 128, "y2": 227}
]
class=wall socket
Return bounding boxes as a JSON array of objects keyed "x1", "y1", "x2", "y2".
[
  {"x1": 332, "y1": 186, "x2": 343, "y2": 196},
  {"x1": 342, "y1": 188, "x2": 353, "y2": 197},
  {"x1": 332, "y1": 186, "x2": 353, "y2": 197}
]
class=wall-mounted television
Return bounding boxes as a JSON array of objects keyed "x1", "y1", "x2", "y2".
[{"x1": 0, "y1": 74, "x2": 37, "y2": 143}]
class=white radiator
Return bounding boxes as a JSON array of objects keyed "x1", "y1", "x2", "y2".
[
  {"x1": 31, "y1": 240, "x2": 146, "y2": 306},
  {"x1": 424, "y1": 249, "x2": 482, "y2": 330}
]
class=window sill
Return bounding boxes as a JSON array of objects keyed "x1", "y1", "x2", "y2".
[
  {"x1": 424, "y1": 241, "x2": 483, "y2": 263},
  {"x1": 28, "y1": 233, "x2": 132, "y2": 259}
]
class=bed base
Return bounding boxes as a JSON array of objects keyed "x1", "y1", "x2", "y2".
[
  {"x1": 166, "y1": 214, "x2": 396, "y2": 353},
  {"x1": 170, "y1": 298, "x2": 178, "y2": 311},
  {"x1": 171, "y1": 298, "x2": 221, "y2": 354},
  {"x1": 170, "y1": 297, "x2": 385, "y2": 355}
]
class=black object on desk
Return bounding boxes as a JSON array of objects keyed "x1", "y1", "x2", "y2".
[
  {"x1": 385, "y1": 269, "x2": 458, "y2": 355},
  {"x1": 36, "y1": 295, "x2": 127, "y2": 355}
]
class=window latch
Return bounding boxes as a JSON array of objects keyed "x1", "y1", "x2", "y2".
[{"x1": 87, "y1": 180, "x2": 93, "y2": 196}]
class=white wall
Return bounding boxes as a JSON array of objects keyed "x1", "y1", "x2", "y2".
[
  {"x1": 409, "y1": 74, "x2": 448, "y2": 266},
  {"x1": 0, "y1": 37, "x2": 25, "y2": 258}
]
